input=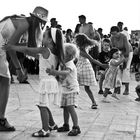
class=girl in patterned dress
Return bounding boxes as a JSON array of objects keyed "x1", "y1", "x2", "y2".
[
  {"x1": 102, "y1": 48, "x2": 125, "y2": 102},
  {"x1": 3, "y1": 28, "x2": 65, "y2": 137},
  {"x1": 75, "y1": 33, "x2": 108, "y2": 109}
]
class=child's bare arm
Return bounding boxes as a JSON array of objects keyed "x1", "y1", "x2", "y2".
[
  {"x1": 46, "y1": 67, "x2": 71, "y2": 77},
  {"x1": 80, "y1": 50, "x2": 108, "y2": 69}
]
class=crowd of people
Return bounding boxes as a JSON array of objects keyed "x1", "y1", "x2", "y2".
[{"x1": 0, "y1": 6, "x2": 140, "y2": 138}]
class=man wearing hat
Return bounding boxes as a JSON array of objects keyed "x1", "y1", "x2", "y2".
[{"x1": 0, "y1": 6, "x2": 48, "y2": 131}]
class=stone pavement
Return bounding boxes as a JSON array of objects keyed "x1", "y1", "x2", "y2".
[{"x1": 1, "y1": 73, "x2": 140, "y2": 140}]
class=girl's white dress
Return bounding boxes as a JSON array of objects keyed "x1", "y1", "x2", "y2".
[{"x1": 38, "y1": 49, "x2": 59, "y2": 107}]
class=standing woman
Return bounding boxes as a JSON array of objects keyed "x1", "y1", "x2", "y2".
[{"x1": 0, "y1": 6, "x2": 48, "y2": 131}]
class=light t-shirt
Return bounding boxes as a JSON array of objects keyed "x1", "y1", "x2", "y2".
[{"x1": 61, "y1": 60, "x2": 79, "y2": 94}]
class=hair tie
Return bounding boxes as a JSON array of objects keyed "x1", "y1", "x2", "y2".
[{"x1": 51, "y1": 28, "x2": 57, "y2": 43}]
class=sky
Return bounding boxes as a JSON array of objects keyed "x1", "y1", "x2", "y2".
[{"x1": 0, "y1": 0, "x2": 140, "y2": 34}]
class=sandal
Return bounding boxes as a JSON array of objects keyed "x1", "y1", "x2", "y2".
[
  {"x1": 49, "y1": 124, "x2": 58, "y2": 131},
  {"x1": 68, "y1": 126, "x2": 81, "y2": 136},
  {"x1": 123, "y1": 92, "x2": 129, "y2": 95},
  {"x1": 135, "y1": 98, "x2": 140, "y2": 101},
  {"x1": 108, "y1": 91, "x2": 112, "y2": 94},
  {"x1": 57, "y1": 124, "x2": 70, "y2": 132},
  {"x1": 98, "y1": 90, "x2": 104, "y2": 94},
  {"x1": 32, "y1": 129, "x2": 50, "y2": 137},
  {"x1": 19, "y1": 80, "x2": 29, "y2": 84},
  {"x1": 91, "y1": 104, "x2": 98, "y2": 109}
]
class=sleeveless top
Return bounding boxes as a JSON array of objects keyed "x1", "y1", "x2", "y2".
[
  {"x1": 39, "y1": 48, "x2": 58, "y2": 79},
  {"x1": 38, "y1": 48, "x2": 59, "y2": 94}
]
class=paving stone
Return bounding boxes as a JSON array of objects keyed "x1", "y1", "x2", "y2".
[{"x1": 0, "y1": 73, "x2": 140, "y2": 140}]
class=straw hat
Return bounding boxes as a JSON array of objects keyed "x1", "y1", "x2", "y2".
[{"x1": 30, "y1": 6, "x2": 48, "y2": 22}]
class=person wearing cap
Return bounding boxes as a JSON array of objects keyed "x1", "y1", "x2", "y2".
[
  {"x1": 0, "y1": 6, "x2": 48, "y2": 131},
  {"x1": 3, "y1": 27, "x2": 65, "y2": 137}
]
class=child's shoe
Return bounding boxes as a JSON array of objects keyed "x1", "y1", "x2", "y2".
[
  {"x1": 49, "y1": 124, "x2": 58, "y2": 131},
  {"x1": 57, "y1": 124, "x2": 70, "y2": 132},
  {"x1": 98, "y1": 90, "x2": 104, "y2": 94},
  {"x1": 68, "y1": 126, "x2": 81, "y2": 136},
  {"x1": 0, "y1": 118, "x2": 15, "y2": 131},
  {"x1": 123, "y1": 90, "x2": 129, "y2": 95},
  {"x1": 32, "y1": 129, "x2": 50, "y2": 137},
  {"x1": 123, "y1": 92, "x2": 129, "y2": 95},
  {"x1": 135, "y1": 98, "x2": 140, "y2": 101},
  {"x1": 108, "y1": 91, "x2": 112, "y2": 94},
  {"x1": 91, "y1": 104, "x2": 98, "y2": 109}
]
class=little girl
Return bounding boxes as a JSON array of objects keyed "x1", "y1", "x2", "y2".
[
  {"x1": 46, "y1": 43, "x2": 80, "y2": 136},
  {"x1": 3, "y1": 28, "x2": 65, "y2": 137},
  {"x1": 102, "y1": 48, "x2": 125, "y2": 102},
  {"x1": 75, "y1": 33, "x2": 108, "y2": 109}
]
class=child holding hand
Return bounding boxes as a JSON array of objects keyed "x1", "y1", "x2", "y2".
[
  {"x1": 3, "y1": 28, "x2": 65, "y2": 137},
  {"x1": 46, "y1": 43, "x2": 81, "y2": 136},
  {"x1": 75, "y1": 33, "x2": 108, "y2": 109},
  {"x1": 102, "y1": 48, "x2": 125, "y2": 102}
]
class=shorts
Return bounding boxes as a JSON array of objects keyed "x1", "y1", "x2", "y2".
[
  {"x1": 60, "y1": 92, "x2": 79, "y2": 107},
  {"x1": 0, "y1": 54, "x2": 10, "y2": 78},
  {"x1": 121, "y1": 68, "x2": 130, "y2": 83},
  {"x1": 121, "y1": 52, "x2": 133, "y2": 83}
]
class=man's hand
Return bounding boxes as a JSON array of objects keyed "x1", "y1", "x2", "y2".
[
  {"x1": 16, "y1": 69, "x2": 27, "y2": 83},
  {"x1": 46, "y1": 68, "x2": 55, "y2": 76}
]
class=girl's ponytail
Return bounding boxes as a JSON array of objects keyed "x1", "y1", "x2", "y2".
[{"x1": 55, "y1": 29, "x2": 65, "y2": 66}]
